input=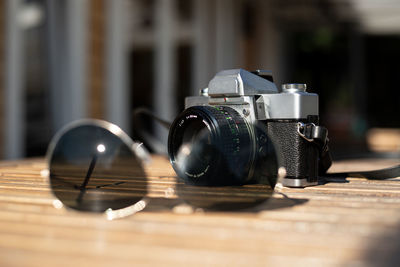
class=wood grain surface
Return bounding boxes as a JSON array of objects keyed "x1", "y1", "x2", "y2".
[{"x1": 0, "y1": 156, "x2": 399, "y2": 267}]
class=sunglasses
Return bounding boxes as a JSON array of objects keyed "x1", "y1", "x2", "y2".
[
  {"x1": 45, "y1": 119, "x2": 280, "y2": 218},
  {"x1": 46, "y1": 119, "x2": 150, "y2": 219}
]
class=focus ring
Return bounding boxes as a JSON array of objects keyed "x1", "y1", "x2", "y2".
[{"x1": 202, "y1": 106, "x2": 250, "y2": 168}]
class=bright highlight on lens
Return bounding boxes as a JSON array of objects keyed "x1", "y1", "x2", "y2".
[
  {"x1": 97, "y1": 144, "x2": 106, "y2": 153},
  {"x1": 180, "y1": 145, "x2": 191, "y2": 156}
]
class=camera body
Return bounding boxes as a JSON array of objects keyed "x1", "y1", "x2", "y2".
[{"x1": 169, "y1": 69, "x2": 330, "y2": 188}]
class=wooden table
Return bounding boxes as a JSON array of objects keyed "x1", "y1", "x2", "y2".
[{"x1": 0, "y1": 156, "x2": 399, "y2": 266}]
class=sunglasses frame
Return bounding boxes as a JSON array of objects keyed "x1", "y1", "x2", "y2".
[{"x1": 45, "y1": 119, "x2": 151, "y2": 219}]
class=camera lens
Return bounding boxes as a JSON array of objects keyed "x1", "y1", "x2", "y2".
[{"x1": 168, "y1": 106, "x2": 254, "y2": 185}]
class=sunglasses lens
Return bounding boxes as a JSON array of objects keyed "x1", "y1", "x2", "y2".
[
  {"x1": 48, "y1": 122, "x2": 147, "y2": 212},
  {"x1": 174, "y1": 122, "x2": 281, "y2": 210}
]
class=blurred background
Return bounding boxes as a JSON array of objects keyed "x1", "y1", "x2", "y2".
[{"x1": 0, "y1": 0, "x2": 399, "y2": 159}]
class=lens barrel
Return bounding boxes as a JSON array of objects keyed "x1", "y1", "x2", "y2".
[{"x1": 168, "y1": 106, "x2": 254, "y2": 185}]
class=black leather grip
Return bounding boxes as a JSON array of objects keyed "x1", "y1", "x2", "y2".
[{"x1": 267, "y1": 121, "x2": 319, "y2": 183}]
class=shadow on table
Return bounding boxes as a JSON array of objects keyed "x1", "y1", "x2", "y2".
[
  {"x1": 143, "y1": 191, "x2": 308, "y2": 213},
  {"x1": 362, "y1": 222, "x2": 400, "y2": 266}
]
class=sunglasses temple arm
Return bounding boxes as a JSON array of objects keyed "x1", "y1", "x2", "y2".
[{"x1": 76, "y1": 154, "x2": 98, "y2": 203}]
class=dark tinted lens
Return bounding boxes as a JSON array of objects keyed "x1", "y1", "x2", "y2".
[
  {"x1": 48, "y1": 122, "x2": 147, "y2": 212},
  {"x1": 174, "y1": 121, "x2": 280, "y2": 210},
  {"x1": 174, "y1": 118, "x2": 214, "y2": 182}
]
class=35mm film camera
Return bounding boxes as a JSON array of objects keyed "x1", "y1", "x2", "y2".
[{"x1": 168, "y1": 69, "x2": 332, "y2": 188}]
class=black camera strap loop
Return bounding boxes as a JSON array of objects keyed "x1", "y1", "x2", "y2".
[
  {"x1": 297, "y1": 122, "x2": 333, "y2": 175},
  {"x1": 297, "y1": 122, "x2": 400, "y2": 180}
]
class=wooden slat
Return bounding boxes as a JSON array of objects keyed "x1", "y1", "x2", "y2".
[{"x1": 0, "y1": 156, "x2": 399, "y2": 266}]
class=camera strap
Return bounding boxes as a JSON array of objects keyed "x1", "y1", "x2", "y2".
[
  {"x1": 132, "y1": 108, "x2": 171, "y2": 154},
  {"x1": 297, "y1": 122, "x2": 400, "y2": 180}
]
